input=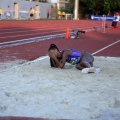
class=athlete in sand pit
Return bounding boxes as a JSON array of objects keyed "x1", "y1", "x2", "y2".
[{"x1": 48, "y1": 44, "x2": 97, "y2": 73}]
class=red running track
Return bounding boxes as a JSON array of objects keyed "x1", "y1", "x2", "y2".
[
  {"x1": 0, "y1": 20, "x2": 120, "y2": 120},
  {"x1": 0, "y1": 20, "x2": 109, "y2": 42},
  {"x1": 0, "y1": 20, "x2": 120, "y2": 63}
]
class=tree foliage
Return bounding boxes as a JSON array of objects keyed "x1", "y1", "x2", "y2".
[
  {"x1": 67, "y1": 0, "x2": 120, "y2": 16},
  {"x1": 66, "y1": 0, "x2": 74, "y2": 13}
]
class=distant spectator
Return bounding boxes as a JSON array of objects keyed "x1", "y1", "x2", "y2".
[
  {"x1": 6, "y1": 6, "x2": 10, "y2": 19},
  {"x1": 0, "y1": 8, "x2": 3, "y2": 20},
  {"x1": 115, "y1": 12, "x2": 119, "y2": 16},
  {"x1": 47, "y1": 9, "x2": 50, "y2": 19},
  {"x1": 115, "y1": 12, "x2": 119, "y2": 21},
  {"x1": 58, "y1": 10, "x2": 62, "y2": 19},
  {"x1": 112, "y1": 12, "x2": 119, "y2": 28},
  {"x1": 61, "y1": 11, "x2": 65, "y2": 18},
  {"x1": 30, "y1": 7, "x2": 34, "y2": 20}
]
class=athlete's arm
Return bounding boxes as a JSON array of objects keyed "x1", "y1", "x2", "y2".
[
  {"x1": 53, "y1": 56, "x2": 63, "y2": 68},
  {"x1": 51, "y1": 52, "x2": 67, "y2": 68},
  {"x1": 60, "y1": 53, "x2": 67, "y2": 68},
  {"x1": 51, "y1": 58, "x2": 57, "y2": 67},
  {"x1": 60, "y1": 50, "x2": 72, "y2": 68}
]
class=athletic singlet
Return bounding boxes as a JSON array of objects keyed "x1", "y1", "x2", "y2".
[{"x1": 60, "y1": 50, "x2": 82, "y2": 65}]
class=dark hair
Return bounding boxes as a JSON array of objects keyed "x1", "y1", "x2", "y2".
[
  {"x1": 48, "y1": 44, "x2": 59, "y2": 51},
  {"x1": 48, "y1": 44, "x2": 61, "y2": 67}
]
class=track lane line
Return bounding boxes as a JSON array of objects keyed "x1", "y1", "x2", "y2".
[
  {"x1": 92, "y1": 39, "x2": 120, "y2": 55},
  {"x1": 0, "y1": 27, "x2": 104, "y2": 48},
  {"x1": 0, "y1": 25, "x2": 101, "y2": 35},
  {"x1": 0, "y1": 26, "x2": 102, "y2": 39}
]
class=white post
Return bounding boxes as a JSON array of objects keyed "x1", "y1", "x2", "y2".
[
  {"x1": 103, "y1": 19, "x2": 105, "y2": 33},
  {"x1": 74, "y1": 0, "x2": 79, "y2": 20},
  {"x1": 102, "y1": 15, "x2": 106, "y2": 33}
]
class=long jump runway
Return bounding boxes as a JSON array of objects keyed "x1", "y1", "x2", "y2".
[{"x1": 0, "y1": 20, "x2": 120, "y2": 120}]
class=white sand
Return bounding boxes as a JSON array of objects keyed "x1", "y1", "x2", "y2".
[{"x1": 0, "y1": 56, "x2": 120, "y2": 120}]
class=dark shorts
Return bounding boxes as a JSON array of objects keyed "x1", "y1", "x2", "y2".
[
  {"x1": 80, "y1": 52, "x2": 94, "y2": 66},
  {"x1": 112, "y1": 21, "x2": 117, "y2": 27},
  {"x1": 0, "y1": 13, "x2": 1, "y2": 16},
  {"x1": 30, "y1": 14, "x2": 33, "y2": 17}
]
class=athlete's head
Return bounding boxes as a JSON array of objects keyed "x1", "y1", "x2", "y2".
[
  {"x1": 48, "y1": 44, "x2": 61, "y2": 67},
  {"x1": 48, "y1": 44, "x2": 59, "y2": 51}
]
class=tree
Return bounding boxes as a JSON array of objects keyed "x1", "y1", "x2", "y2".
[
  {"x1": 67, "y1": 0, "x2": 120, "y2": 18},
  {"x1": 66, "y1": 0, "x2": 74, "y2": 13}
]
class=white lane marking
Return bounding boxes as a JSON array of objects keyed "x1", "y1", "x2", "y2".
[
  {"x1": 92, "y1": 39, "x2": 120, "y2": 55},
  {"x1": 0, "y1": 25, "x2": 101, "y2": 35},
  {"x1": 0, "y1": 33, "x2": 66, "y2": 47},
  {"x1": 0, "y1": 26, "x2": 102, "y2": 47},
  {"x1": 0, "y1": 30, "x2": 65, "y2": 38},
  {"x1": 0, "y1": 24, "x2": 93, "y2": 33},
  {"x1": 0, "y1": 25, "x2": 103, "y2": 39},
  {"x1": 0, "y1": 25, "x2": 72, "y2": 34},
  {"x1": 0, "y1": 21, "x2": 101, "y2": 31},
  {"x1": 0, "y1": 24, "x2": 101, "y2": 37}
]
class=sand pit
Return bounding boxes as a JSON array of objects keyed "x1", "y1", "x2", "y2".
[{"x1": 0, "y1": 56, "x2": 120, "y2": 120}]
